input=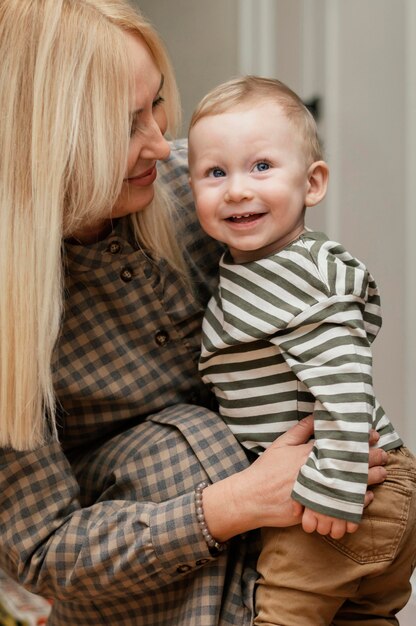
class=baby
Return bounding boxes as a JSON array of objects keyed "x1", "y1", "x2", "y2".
[{"x1": 188, "y1": 75, "x2": 416, "y2": 625}]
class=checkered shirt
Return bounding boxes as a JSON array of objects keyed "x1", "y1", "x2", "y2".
[{"x1": 0, "y1": 140, "x2": 258, "y2": 625}]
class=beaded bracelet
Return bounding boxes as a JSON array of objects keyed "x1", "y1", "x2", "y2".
[{"x1": 195, "y1": 481, "x2": 227, "y2": 555}]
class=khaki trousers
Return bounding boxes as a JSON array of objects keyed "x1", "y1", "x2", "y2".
[{"x1": 255, "y1": 447, "x2": 416, "y2": 626}]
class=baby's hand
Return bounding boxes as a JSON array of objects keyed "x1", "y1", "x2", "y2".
[{"x1": 297, "y1": 505, "x2": 359, "y2": 539}]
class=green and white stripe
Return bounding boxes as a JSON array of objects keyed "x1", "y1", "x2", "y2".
[{"x1": 200, "y1": 231, "x2": 402, "y2": 522}]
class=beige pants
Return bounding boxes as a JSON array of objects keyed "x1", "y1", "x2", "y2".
[{"x1": 255, "y1": 447, "x2": 416, "y2": 626}]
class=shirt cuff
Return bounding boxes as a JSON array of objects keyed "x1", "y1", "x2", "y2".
[{"x1": 150, "y1": 492, "x2": 219, "y2": 576}]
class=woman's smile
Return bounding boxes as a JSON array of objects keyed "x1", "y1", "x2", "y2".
[{"x1": 125, "y1": 164, "x2": 157, "y2": 187}]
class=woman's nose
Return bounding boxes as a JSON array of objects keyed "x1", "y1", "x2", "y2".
[{"x1": 141, "y1": 119, "x2": 171, "y2": 161}]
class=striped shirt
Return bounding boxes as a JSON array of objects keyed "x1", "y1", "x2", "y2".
[{"x1": 200, "y1": 230, "x2": 402, "y2": 523}]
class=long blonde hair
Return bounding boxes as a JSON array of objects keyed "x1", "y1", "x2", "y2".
[{"x1": 0, "y1": 0, "x2": 182, "y2": 450}]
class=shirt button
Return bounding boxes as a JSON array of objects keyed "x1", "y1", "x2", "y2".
[
  {"x1": 176, "y1": 564, "x2": 192, "y2": 574},
  {"x1": 155, "y1": 330, "x2": 169, "y2": 346},
  {"x1": 195, "y1": 558, "x2": 210, "y2": 567},
  {"x1": 120, "y1": 267, "x2": 133, "y2": 282},
  {"x1": 107, "y1": 240, "x2": 122, "y2": 254}
]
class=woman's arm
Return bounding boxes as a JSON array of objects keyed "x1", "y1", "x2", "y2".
[
  {"x1": 0, "y1": 438, "x2": 221, "y2": 602},
  {"x1": 0, "y1": 414, "x2": 386, "y2": 601}
]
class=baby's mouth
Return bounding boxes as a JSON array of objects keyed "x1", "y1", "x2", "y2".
[{"x1": 227, "y1": 213, "x2": 264, "y2": 223}]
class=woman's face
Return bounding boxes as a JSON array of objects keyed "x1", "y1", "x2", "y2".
[
  {"x1": 112, "y1": 32, "x2": 171, "y2": 219},
  {"x1": 75, "y1": 32, "x2": 170, "y2": 243}
]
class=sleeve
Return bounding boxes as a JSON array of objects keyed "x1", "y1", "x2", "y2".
[
  {"x1": 0, "y1": 441, "x2": 216, "y2": 602},
  {"x1": 273, "y1": 292, "x2": 374, "y2": 523}
]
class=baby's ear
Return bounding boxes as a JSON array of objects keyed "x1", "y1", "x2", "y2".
[{"x1": 305, "y1": 161, "x2": 329, "y2": 207}]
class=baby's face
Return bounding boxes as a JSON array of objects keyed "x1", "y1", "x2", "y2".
[{"x1": 189, "y1": 101, "x2": 313, "y2": 263}]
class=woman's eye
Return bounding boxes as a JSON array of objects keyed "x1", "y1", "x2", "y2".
[
  {"x1": 129, "y1": 96, "x2": 165, "y2": 136},
  {"x1": 254, "y1": 161, "x2": 270, "y2": 172},
  {"x1": 152, "y1": 95, "x2": 165, "y2": 109},
  {"x1": 209, "y1": 167, "x2": 226, "y2": 178}
]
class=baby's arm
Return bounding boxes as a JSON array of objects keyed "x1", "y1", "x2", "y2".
[
  {"x1": 277, "y1": 313, "x2": 373, "y2": 524},
  {"x1": 291, "y1": 427, "x2": 385, "y2": 539}
]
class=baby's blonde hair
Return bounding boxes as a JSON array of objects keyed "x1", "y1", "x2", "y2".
[
  {"x1": 0, "y1": 0, "x2": 182, "y2": 450},
  {"x1": 189, "y1": 75, "x2": 323, "y2": 164}
]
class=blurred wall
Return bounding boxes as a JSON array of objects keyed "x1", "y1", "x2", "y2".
[{"x1": 136, "y1": 0, "x2": 240, "y2": 135}]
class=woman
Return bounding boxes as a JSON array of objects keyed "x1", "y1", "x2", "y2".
[{"x1": 0, "y1": 1, "x2": 387, "y2": 624}]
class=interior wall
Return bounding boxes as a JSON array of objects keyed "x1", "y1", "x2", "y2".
[
  {"x1": 327, "y1": 0, "x2": 407, "y2": 442},
  {"x1": 135, "y1": 0, "x2": 240, "y2": 136}
]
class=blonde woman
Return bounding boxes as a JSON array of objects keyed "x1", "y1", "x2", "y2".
[{"x1": 0, "y1": 1, "x2": 387, "y2": 624}]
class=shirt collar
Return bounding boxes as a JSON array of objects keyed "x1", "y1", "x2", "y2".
[{"x1": 63, "y1": 217, "x2": 137, "y2": 274}]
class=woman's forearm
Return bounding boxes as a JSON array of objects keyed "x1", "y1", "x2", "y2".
[{"x1": 0, "y1": 442, "x2": 217, "y2": 601}]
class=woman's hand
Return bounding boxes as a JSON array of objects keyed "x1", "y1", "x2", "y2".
[
  {"x1": 203, "y1": 417, "x2": 387, "y2": 543},
  {"x1": 203, "y1": 417, "x2": 314, "y2": 542}
]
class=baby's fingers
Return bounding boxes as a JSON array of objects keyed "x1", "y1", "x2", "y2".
[
  {"x1": 329, "y1": 519, "x2": 347, "y2": 540},
  {"x1": 347, "y1": 521, "x2": 359, "y2": 534}
]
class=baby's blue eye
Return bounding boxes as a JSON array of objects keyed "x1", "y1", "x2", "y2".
[
  {"x1": 255, "y1": 162, "x2": 270, "y2": 172},
  {"x1": 210, "y1": 167, "x2": 226, "y2": 178}
]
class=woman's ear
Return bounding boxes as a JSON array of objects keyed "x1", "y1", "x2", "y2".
[{"x1": 305, "y1": 161, "x2": 329, "y2": 207}]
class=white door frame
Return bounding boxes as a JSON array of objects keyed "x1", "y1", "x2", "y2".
[{"x1": 238, "y1": 0, "x2": 277, "y2": 76}]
